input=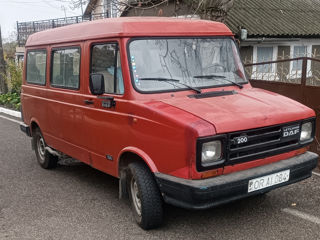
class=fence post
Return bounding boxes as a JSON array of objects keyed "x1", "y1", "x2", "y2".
[
  {"x1": 301, "y1": 57, "x2": 308, "y2": 86},
  {"x1": 300, "y1": 57, "x2": 308, "y2": 105}
]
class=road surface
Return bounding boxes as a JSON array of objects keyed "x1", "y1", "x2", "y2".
[{"x1": 0, "y1": 114, "x2": 320, "y2": 240}]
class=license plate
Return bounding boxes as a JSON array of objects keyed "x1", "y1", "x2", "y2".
[{"x1": 248, "y1": 170, "x2": 290, "y2": 193}]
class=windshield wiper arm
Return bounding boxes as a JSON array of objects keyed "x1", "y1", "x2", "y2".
[
  {"x1": 193, "y1": 75, "x2": 243, "y2": 89},
  {"x1": 139, "y1": 77, "x2": 202, "y2": 94}
]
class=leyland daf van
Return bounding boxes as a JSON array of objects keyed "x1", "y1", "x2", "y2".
[{"x1": 20, "y1": 17, "x2": 318, "y2": 230}]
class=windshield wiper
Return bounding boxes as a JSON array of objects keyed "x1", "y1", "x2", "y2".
[
  {"x1": 139, "y1": 77, "x2": 202, "y2": 94},
  {"x1": 193, "y1": 75, "x2": 243, "y2": 89}
]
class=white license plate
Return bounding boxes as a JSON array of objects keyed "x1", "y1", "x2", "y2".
[{"x1": 248, "y1": 170, "x2": 290, "y2": 193}]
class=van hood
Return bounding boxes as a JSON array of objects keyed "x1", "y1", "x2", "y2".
[{"x1": 161, "y1": 88, "x2": 314, "y2": 134}]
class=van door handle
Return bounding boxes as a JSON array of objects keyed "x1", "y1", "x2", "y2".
[{"x1": 84, "y1": 100, "x2": 94, "y2": 105}]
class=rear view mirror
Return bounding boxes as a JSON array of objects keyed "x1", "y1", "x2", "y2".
[{"x1": 90, "y1": 73, "x2": 105, "y2": 95}]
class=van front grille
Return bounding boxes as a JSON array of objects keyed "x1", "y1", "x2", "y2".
[{"x1": 227, "y1": 123, "x2": 301, "y2": 164}]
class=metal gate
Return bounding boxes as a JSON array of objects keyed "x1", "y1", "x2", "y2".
[{"x1": 245, "y1": 57, "x2": 320, "y2": 155}]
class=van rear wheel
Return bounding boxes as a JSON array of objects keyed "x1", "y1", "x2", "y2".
[
  {"x1": 128, "y1": 162, "x2": 163, "y2": 230},
  {"x1": 34, "y1": 128, "x2": 58, "y2": 169}
]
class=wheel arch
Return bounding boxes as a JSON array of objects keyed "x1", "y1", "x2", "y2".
[
  {"x1": 30, "y1": 118, "x2": 41, "y2": 136},
  {"x1": 117, "y1": 147, "x2": 159, "y2": 200},
  {"x1": 117, "y1": 147, "x2": 158, "y2": 175}
]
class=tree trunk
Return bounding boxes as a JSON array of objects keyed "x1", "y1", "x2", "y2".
[{"x1": 0, "y1": 26, "x2": 8, "y2": 94}]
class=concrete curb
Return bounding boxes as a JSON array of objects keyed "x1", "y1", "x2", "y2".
[{"x1": 0, "y1": 107, "x2": 21, "y2": 118}]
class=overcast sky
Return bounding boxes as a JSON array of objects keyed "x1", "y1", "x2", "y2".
[{"x1": 0, "y1": 0, "x2": 82, "y2": 41}]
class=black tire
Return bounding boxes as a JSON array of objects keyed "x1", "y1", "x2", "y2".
[
  {"x1": 33, "y1": 128, "x2": 58, "y2": 169},
  {"x1": 128, "y1": 162, "x2": 163, "y2": 230}
]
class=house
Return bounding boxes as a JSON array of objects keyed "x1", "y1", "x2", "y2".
[
  {"x1": 15, "y1": 47, "x2": 24, "y2": 64},
  {"x1": 121, "y1": 0, "x2": 320, "y2": 81},
  {"x1": 84, "y1": 0, "x2": 122, "y2": 19},
  {"x1": 120, "y1": 0, "x2": 234, "y2": 22},
  {"x1": 225, "y1": 0, "x2": 320, "y2": 80}
]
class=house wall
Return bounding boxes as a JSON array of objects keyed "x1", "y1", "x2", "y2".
[
  {"x1": 276, "y1": 46, "x2": 290, "y2": 82},
  {"x1": 240, "y1": 39, "x2": 320, "y2": 60},
  {"x1": 90, "y1": 0, "x2": 121, "y2": 18},
  {"x1": 311, "y1": 45, "x2": 320, "y2": 82},
  {"x1": 240, "y1": 46, "x2": 253, "y2": 76},
  {"x1": 91, "y1": 0, "x2": 104, "y2": 16},
  {"x1": 240, "y1": 38, "x2": 320, "y2": 84}
]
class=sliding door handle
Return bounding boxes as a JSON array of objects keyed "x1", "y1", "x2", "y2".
[{"x1": 84, "y1": 100, "x2": 94, "y2": 105}]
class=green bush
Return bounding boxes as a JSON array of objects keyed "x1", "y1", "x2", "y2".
[
  {"x1": 6, "y1": 61, "x2": 23, "y2": 94},
  {"x1": 0, "y1": 61, "x2": 22, "y2": 111},
  {"x1": 0, "y1": 92, "x2": 21, "y2": 110}
]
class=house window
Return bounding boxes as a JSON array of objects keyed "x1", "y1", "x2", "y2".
[
  {"x1": 289, "y1": 45, "x2": 312, "y2": 78},
  {"x1": 256, "y1": 47, "x2": 274, "y2": 73},
  {"x1": 252, "y1": 46, "x2": 277, "y2": 80},
  {"x1": 292, "y1": 46, "x2": 307, "y2": 71}
]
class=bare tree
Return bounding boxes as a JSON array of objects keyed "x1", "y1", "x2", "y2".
[
  {"x1": 69, "y1": 0, "x2": 90, "y2": 15},
  {"x1": 113, "y1": 0, "x2": 234, "y2": 22},
  {"x1": 68, "y1": 0, "x2": 234, "y2": 22}
]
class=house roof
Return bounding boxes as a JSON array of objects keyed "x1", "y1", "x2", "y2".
[
  {"x1": 226, "y1": 0, "x2": 320, "y2": 38},
  {"x1": 25, "y1": 17, "x2": 233, "y2": 47}
]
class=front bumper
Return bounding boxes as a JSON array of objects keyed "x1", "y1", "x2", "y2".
[
  {"x1": 20, "y1": 123, "x2": 31, "y2": 137},
  {"x1": 155, "y1": 151, "x2": 318, "y2": 210}
]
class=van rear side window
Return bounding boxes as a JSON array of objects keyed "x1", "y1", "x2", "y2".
[
  {"x1": 26, "y1": 50, "x2": 47, "y2": 85},
  {"x1": 51, "y1": 48, "x2": 80, "y2": 89}
]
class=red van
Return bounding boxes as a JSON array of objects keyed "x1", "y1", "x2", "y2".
[{"x1": 20, "y1": 17, "x2": 318, "y2": 229}]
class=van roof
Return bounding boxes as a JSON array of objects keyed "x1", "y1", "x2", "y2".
[{"x1": 26, "y1": 17, "x2": 233, "y2": 47}]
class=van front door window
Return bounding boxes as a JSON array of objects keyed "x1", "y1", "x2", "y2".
[{"x1": 91, "y1": 43, "x2": 124, "y2": 94}]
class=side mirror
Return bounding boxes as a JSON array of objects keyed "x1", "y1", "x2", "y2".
[{"x1": 90, "y1": 73, "x2": 105, "y2": 95}]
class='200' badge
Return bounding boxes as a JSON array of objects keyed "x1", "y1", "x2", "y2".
[{"x1": 233, "y1": 136, "x2": 248, "y2": 144}]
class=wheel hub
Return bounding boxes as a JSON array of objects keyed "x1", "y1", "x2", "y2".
[
  {"x1": 131, "y1": 178, "x2": 142, "y2": 216},
  {"x1": 37, "y1": 137, "x2": 46, "y2": 163}
]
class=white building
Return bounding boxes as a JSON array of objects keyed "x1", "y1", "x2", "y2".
[{"x1": 84, "y1": 0, "x2": 122, "y2": 19}]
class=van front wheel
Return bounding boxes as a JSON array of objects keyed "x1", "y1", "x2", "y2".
[
  {"x1": 34, "y1": 129, "x2": 58, "y2": 169},
  {"x1": 128, "y1": 162, "x2": 163, "y2": 230}
]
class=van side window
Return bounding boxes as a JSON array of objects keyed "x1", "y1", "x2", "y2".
[
  {"x1": 26, "y1": 50, "x2": 47, "y2": 85},
  {"x1": 91, "y1": 43, "x2": 124, "y2": 94},
  {"x1": 51, "y1": 48, "x2": 80, "y2": 89}
]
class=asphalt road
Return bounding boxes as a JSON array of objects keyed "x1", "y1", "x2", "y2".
[{"x1": 1, "y1": 114, "x2": 320, "y2": 240}]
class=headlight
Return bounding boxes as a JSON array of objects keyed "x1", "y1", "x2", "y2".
[
  {"x1": 300, "y1": 122, "x2": 312, "y2": 141},
  {"x1": 201, "y1": 140, "x2": 222, "y2": 165}
]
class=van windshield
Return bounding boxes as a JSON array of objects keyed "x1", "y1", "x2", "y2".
[{"x1": 128, "y1": 38, "x2": 248, "y2": 93}]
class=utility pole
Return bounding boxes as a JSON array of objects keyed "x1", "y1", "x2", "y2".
[
  {"x1": 0, "y1": 26, "x2": 8, "y2": 94},
  {"x1": 61, "y1": 5, "x2": 67, "y2": 22}
]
